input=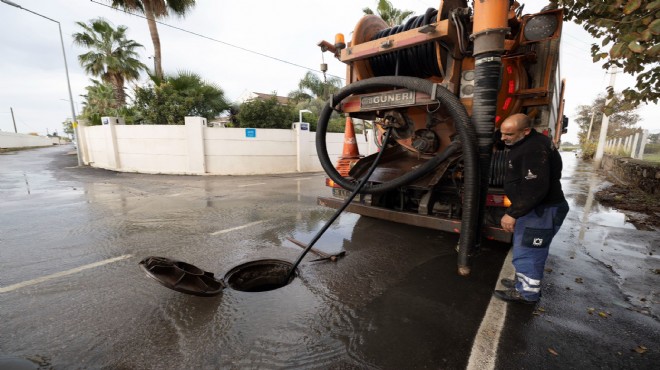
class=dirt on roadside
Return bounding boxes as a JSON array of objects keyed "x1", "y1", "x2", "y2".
[{"x1": 595, "y1": 182, "x2": 660, "y2": 231}]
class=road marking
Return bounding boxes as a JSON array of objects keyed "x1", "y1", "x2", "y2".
[
  {"x1": 210, "y1": 220, "x2": 267, "y2": 236},
  {"x1": 0, "y1": 254, "x2": 133, "y2": 294},
  {"x1": 466, "y1": 249, "x2": 514, "y2": 370},
  {"x1": 238, "y1": 182, "x2": 266, "y2": 188},
  {"x1": 295, "y1": 177, "x2": 312, "y2": 181}
]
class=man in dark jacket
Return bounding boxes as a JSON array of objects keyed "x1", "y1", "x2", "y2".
[{"x1": 494, "y1": 113, "x2": 569, "y2": 304}]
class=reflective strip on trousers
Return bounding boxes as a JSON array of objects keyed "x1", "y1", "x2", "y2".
[{"x1": 516, "y1": 273, "x2": 541, "y2": 293}]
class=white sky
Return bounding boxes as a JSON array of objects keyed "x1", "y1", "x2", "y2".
[{"x1": 0, "y1": 0, "x2": 657, "y2": 143}]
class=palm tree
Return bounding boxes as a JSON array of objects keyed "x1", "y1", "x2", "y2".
[
  {"x1": 363, "y1": 0, "x2": 413, "y2": 27},
  {"x1": 73, "y1": 18, "x2": 148, "y2": 106},
  {"x1": 79, "y1": 79, "x2": 126, "y2": 125},
  {"x1": 109, "y1": 0, "x2": 196, "y2": 80},
  {"x1": 288, "y1": 71, "x2": 343, "y2": 103},
  {"x1": 133, "y1": 70, "x2": 229, "y2": 124}
]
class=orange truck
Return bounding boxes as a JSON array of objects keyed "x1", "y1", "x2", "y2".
[{"x1": 315, "y1": 1, "x2": 568, "y2": 275}]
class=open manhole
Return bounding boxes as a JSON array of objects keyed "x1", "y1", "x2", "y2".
[
  {"x1": 139, "y1": 257, "x2": 296, "y2": 296},
  {"x1": 224, "y1": 259, "x2": 296, "y2": 292}
]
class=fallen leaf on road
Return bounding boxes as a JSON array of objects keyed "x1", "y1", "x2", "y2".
[
  {"x1": 598, "y1": 311, "x2": 609, "y2": 318},
  {"x1": 652, "y1": 269, "x2": 660, "y2": 275},
  {"x1": 633, "y1": 345, "x2": 647, "y2": 354},
  {"x1": 532, "y1": 308, "x2": 546, "y2": 316},
  {"x1": 545, "y1": 268, "x2": 553, "y2": 273},
  {"x1": 575, "y1": 277, "x2": 584, "y2": 283},
  {"x1": 587, "y1": 308, "x2": 595, "y2": 315},
  {"x1": 548, "y1": 348, "x2": 559, "y2": 356}
]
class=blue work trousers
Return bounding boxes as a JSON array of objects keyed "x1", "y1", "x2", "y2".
[{"x1": 512, "y1": 200, "x2": 569, "y2": 301}]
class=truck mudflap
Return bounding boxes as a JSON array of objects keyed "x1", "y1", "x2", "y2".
[{"x1": 317, "y1": 196, "x2": 512, "y2": 244}]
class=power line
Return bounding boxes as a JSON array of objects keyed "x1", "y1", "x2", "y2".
[
  {"x1": 17, "y1": 117, "x2": 36, "y2": 131},
  {"x1": 89, "y1": 0, "x2": 345, "y2": 81},
  {"x1": 564, "y1": 32, "x2": 594, "y2": 46}
]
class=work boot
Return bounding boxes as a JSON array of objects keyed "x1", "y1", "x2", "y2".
[
  {"x1": 493, "y1": 289, "x2": 537, "y2": 304},
  {"x1": 500, "y1": 278, "x2": 516, "y2": 288}
]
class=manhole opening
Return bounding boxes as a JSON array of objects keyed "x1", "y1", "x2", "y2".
[{"x1": 224, "y1": 259, "x2": 296, "y2": 292}]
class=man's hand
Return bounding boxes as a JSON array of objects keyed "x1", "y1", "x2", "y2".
[{"x1": 501, "y1": 214, "x2": 516, "y2": 233}]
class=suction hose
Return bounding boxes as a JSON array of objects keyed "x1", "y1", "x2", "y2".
[
  {"x1": 467, "y1": 0, "x2": 508, "y2": 273},
  {"x1": 287, "y1": 127, "x2": 395, "y2": 282},
  {"x1": 471, "y1": 55, "x2": 502, "y2": 256},
  {"x1": 315, "y1": 76, "x2": 480, "y2": 275}
]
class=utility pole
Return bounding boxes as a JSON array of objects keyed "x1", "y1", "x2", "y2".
[
  {"x1": 10, "y1": 106, "x2": 17, "y2": 133},
  {"x1": 593, "y1": 66, "x2": 617, "y2": 168},
  {"x1": 1, "y1": 0, "x2": 83, "y2": 166},
  {"x1": 585, "y1": 109, "x2": 595, "y2": 141}
]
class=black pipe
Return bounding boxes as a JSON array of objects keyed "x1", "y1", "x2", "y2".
[
  {"x1": 315, "y1": 76, "x2": 479, "y2": 274},
  {"x1": 464, "y1": 53, "x2": 502, "y2": 271},
  {"x1": 287, "y1": 127, "x2": 395, "y2": 281}
]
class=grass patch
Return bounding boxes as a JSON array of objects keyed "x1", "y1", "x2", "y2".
[{"x1": 642, "y1": 153, "x2": 660, "y2": 163}]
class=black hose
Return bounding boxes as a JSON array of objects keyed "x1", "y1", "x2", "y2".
[
  {"x1": 287, "y1": 128, "x2": 395, "y2": 281},
  {"x1": 315, "y1": 75, "x2": 480, "y2": 274},
  {"x1": 469, "y1": 54, "x2": 502, "y2": 264}
]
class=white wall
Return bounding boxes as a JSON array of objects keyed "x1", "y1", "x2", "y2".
[
  {"x1": 0, "y1": 131, "x2": 61, "y2": 148},
  {"x1": 78, "y1": 117, "x2": 373, "y2": 175}
]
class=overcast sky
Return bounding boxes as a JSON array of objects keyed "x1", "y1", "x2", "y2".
[{"x1": 0, "y1": 0, "x2": 657, "y2": 143}]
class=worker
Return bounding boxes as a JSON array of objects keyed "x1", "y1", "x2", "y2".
[{"x1": 494, "y1": 113, "x2": 569, "y2": 304}]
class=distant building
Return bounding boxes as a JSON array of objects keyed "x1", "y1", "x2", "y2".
[
  {"x1": 238, "y1": 92, "x2": 290, "y2": 105},
  {"x1": 208, "y1": 115, "x2": 231, "y2": 128}
]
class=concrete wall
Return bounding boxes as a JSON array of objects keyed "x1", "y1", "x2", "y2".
[
  {"x1": 0, "y1": 131, "x2": 61, "y2": 148},
  {"x1": 78, "y1": 116, "x2": 373, "y2": 175},
  {"x1": 601, "y1": 154, "x2": 660, "y2": 195}
]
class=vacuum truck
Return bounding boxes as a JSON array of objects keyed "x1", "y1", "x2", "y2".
[{"x1": 314, "y1": 1, "x2": 568, "y2": 275}]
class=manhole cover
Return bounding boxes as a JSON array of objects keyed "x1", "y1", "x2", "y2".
[{"x1": 139, "y1": 256, "x2": 225, "y2": 297}]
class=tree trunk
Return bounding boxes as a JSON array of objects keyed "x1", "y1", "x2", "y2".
[
  {"x1": 144, "y1": 4, "x2": 163, "y2": 80},
  {"x1": 109, "y1": 73, "x2": 125, "y2": 108},
  {"x1": 116, "y1": 80, "x2": 126, "y2": 108}
]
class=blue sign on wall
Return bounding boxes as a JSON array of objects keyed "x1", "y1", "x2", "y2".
[{"x1": 245, "y1": 128, "x2": 256, "y2": 138}]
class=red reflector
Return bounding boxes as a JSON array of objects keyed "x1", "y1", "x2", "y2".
[
  {"x1": 502, "y1": 97, "x2": 512, "y2": 110},
  {"x1": 495, "y1": 115, "x2": 501, "y2": 123},
  {"x1": 508, "y1": 80, "x2": 515, "y2": 93},
  {"x1": 507, "y1": 65, "x2": 513, "y2": 74}
]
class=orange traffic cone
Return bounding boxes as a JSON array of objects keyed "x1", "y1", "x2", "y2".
[
  {"x1": 335, "y1": 116, "x2": 363, "y2": 178},
  {"x1": 340, "y1": 116, "x2": 361, "y2": 159}
]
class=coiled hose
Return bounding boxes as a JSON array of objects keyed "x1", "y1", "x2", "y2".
[
  {"x1": 315, "y1": 75, "x2": 479, "y2": 274},
  {"x1": 369, "y1": 8, "x2": 446, "y2": 79}
]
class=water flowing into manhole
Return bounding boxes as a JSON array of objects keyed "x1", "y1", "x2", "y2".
[
  {"x1": 224, "y1": 259, "x2": 296, "y2": 292},
  {"x1": 139, "y1": 128, "x2": 394, "y2": 296},
  {"x1": 139, "y1": 257, "x2": 295, "y2": 296}
]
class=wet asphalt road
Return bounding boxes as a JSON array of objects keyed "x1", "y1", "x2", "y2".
[{"x1": 0, "y1": 145, "x2": 658, "y2": 369}]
